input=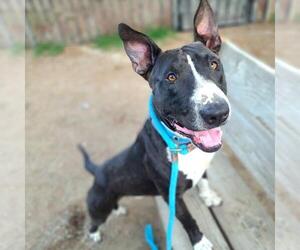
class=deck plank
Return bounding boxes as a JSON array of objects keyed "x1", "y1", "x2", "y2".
[
  {"x1": 220, "y1": 42, "x2": 275, "y2": 200},
  {"x1": 276, "y1": 59, "x2": 300, "y2": 200},
  {"x1": 156, "y1": 191, "x2": 230, "y2": 250},
  {"x1": 275, "y1": 192, "x2": 300, "y2": 250},
  {"x1": 275, "y1": 59, "x2": 300, "y2": 249},
  {"x1": 155, "y1": 146, "x2": 275, "y2": 250},
  {"x1": 208, "y1": 149, "x2": 275, "y2": 250}
]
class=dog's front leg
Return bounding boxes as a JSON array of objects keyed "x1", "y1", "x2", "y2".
[
  {"x1": 153, "y1": 177, "x2": 213, "y2": 249},
  {"x1": 197, "y1": 177, "x2": 222, "y2": 207},
  {"x1": 175, "y1": 198, "x2": 213, "y2": 250}
]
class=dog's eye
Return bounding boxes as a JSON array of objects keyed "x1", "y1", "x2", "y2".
[
  {"x1": 210, "y1": 61, "x2": 219, "y2": 70},
  {"x1": 167, "y1": 73, "x2": 177, "y2": 82}
]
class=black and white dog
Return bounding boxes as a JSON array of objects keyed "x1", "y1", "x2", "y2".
[{"x1": 79, "y1": 0, "x2": 230, "y2": 249}]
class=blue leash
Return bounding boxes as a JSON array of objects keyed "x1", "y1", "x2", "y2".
[{"x1": 145, "y1": 95, "x2": 191, "y2": 250}]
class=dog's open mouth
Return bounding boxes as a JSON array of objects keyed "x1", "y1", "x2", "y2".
[{"x1": 167, "y1": 119, "x2": 223, "y2": 153}]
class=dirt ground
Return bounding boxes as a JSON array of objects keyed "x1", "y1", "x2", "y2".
[
  {"x1": 0, "y1": 23, "x2": 275, "y2": 250},
  {"x1": 276, "y1": 23, "x2": 300, "y2": 68},
  {"x1": 26, "y1": 45, "x2": 165, "y2": 250},
  {"x1": 220, "y1": 23, "x2": 275, "y2": 67}
]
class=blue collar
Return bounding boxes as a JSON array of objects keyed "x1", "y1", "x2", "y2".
[{"x1": 148, "y1": 95, "x2": 191, "y2": 154}]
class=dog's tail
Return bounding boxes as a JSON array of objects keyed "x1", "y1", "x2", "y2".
[{"x1": 78, "y1": 144, "x2": 97, "y2": 175}]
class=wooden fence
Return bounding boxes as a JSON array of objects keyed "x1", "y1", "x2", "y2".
[
  {"x1": 276, "y1": 0, "x2": 300, "y2": 21},
  {"x1": 172, "y1": 0, "x2": 271, "y2": 31},
  {"x1": 0, "y1": 0, "x2": 172, "y2": 48},
  {"x1": 0, "y1": 0, "x2": 25, "y2": 48},
  {"x1": 0, "y1": 0, "x2": 280, "y2": 48}
]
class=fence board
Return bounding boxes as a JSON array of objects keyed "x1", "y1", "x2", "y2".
[
  {"x1": 88, "y1": 0, "x2": 101, "y2": 36},
  {"x1": 172, "y1": 0, "x2": 266, "y2": 30},
  {"x1": 0, "y1": 0, "x2": 25, "y2": 47},
  {"x1": 0, "y1": 15, "x2": 13, "y2": 47},
  {"x1": 25, "y1": 19, "x2": 36, "y2": 46},
  {"x1": 79, "y1": 0, "x2": 94, "y2": 40},
  {"x1": 47, "y1": 0, "x2": 63, "y2": 42}
]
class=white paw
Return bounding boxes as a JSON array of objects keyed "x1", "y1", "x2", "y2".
[
  {"x1": 194, "y1": 236, "x2": 213, "y2": 250},
  {"x1": 199, "y1": 190, "x2": 222, "y2": 207},
  {"x1": 89, "y1": 231, "x2": 102, "y2": 242},
  {"x1": 198, "y1": 179, "x2": 222, "y2": 207},
  {"x1": 113, "y1": 206, "x2": 127, "y2": 216}
]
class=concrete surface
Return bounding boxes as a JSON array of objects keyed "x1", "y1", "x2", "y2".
[{"x1": 0, "y1": 51, "x2": 25, "y2": 250}]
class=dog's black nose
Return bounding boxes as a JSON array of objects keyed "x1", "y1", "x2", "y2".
[{"x1": 200, "y1": 102, "x2": 230, "y2": 126}]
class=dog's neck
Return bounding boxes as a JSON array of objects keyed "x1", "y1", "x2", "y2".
[
  {"x1": 149, "y1": 95, "x2": 192, "y2": 152},
  {"x1": 159, "y1": 119, "x2": 191, "y2": 145}
]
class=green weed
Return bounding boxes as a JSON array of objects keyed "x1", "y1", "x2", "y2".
[
  {"x1": 93, "y1": 27, "x2": 175, "y2": 50},
  {"x1": 33, "y1": 42, "x2": 65, "y2": 56}
]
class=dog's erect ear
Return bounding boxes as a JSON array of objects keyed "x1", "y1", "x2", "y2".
[
  {"x1": 118, "y1": 23, "x2": 161, "y2": 79},
  {"x1": 193, "y1": 0, "x2": 222, "y2": 53}
]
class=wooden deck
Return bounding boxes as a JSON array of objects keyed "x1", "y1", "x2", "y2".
[
  {"x1": 275, "y1": 59, "x2": 300, "y2": 250},
  {"x1": 156, "y1": 42, "x2": 275, "y2": 250}
]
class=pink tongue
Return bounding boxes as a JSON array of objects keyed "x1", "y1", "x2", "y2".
[
  {"x1": 192, "y1": 128, "x2": 222, "y2": 148},
  {"x1": 175, "y1": 126, "x2": 223, "y2": 148}
]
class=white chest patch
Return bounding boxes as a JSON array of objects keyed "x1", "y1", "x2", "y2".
[{"x1": 177, "y1": 148, "x2": 215, "y2": 186}]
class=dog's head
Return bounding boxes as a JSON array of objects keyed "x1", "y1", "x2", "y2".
[{"x1": 118, "y1": 0, "x2": 230, "y2": 153}]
